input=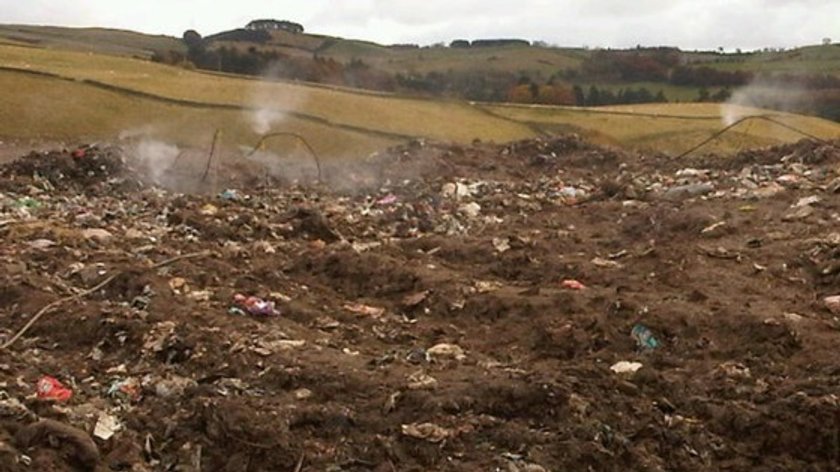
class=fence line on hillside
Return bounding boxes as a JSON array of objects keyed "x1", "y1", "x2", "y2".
[{"x1": 674, "y1": 115, "x2": 838, "y2": 159}]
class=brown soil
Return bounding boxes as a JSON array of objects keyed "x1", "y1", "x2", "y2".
[{"x1": 2, "y1": 136, "x2": 840, "y2": 471}]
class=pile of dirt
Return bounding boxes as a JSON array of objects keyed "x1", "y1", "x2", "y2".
[
  {"x1": 0, "y1": 145, "x2": 130, "y2": 194},
  {"x1": 2, "y1": 136, "x2": 840, "y2": 471}
]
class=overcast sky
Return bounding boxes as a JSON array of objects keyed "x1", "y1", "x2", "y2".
[{"x1": 3, "y1": 0, "x2": 838, "y2": 50}]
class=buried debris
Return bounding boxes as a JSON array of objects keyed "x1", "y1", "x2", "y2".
[
  {"x1": 231, "y1": 293, "x2": 280, "y2": 317},
  {"x1": 824, "y1": 296, "x2": 840, "y2": 315},
  {"x1": 15, "y1": 420, "x2": 100, "y2": 470},
  {"x1": 401, "y1": 422, "x2": 457, "y2": 443},
  {"x1": 427, "y1": 343, "x2": 467, "y2": 361},
  {"x1": 0, "y1": 135, "x2": 838, "y2": 470}
]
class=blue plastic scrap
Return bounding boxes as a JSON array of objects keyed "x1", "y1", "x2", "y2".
[{"x1": 631, "y1": 324, "x2": 659, "y2": 350}]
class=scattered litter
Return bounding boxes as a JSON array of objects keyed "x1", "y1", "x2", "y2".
[
  {"x1": 106, "y1": 378, "x2": 141, "y2": 402},
  {"x1": 272, "y1": 339, "x2": 306, "y2": 350},
  {"x1": 492, "y1": 237, "x2": 511, "y2": 253},
  {"x1": 294, "y1": 388, "x2": 313, "y2": 400},
  {"x1": 427, "y1": 343, "x2": 466, "y2": 361},
  {"x1": 401, "y1": 422, "x2": 454, "y2": 443},
  {"x1": 750, "y1": 183, "x2": 785, "y2": 199},
  {"x1": 701, "y1": 221, "x2": 727, "y2": 235},
  {"x1": 459, "y1": 202, "x2": 482, "y2": 218},
  {"x1": 716, "y1": 361, "x2": 752, "y2": 380},
  {"x1": 219, "y1": 189, "x2": 239, "y2": 200},
  {"x1": 475, "y1": 280, "x2": 503, "y2": 293},
  {"x1": 187, "y1": 290, "x2": 211, "y2": 302},
  {"x1": 1, "y1": 134, "x2": 838, "y2": 470},
  {"x1": 153, "y1": 375, "x2": 196, "y2": 398},
  {"x1": 383, "y1": 392, "x2": 400, "y2": 414},
  {"x1": 592, "y1": 257, "x2": 622, "y2": 268},
  {"x1": 631, "y1": 324, "x2": 659, "y2": 350},
  {"x1": 407, "y1": 371, "x2": 438, "y2": 390},
  {"x1": 662, "y1": 182, "x2": 714, "y2": 200},
  {"x1": 36, "y1": 376, "x2": 73, "y2": 402},
  {"x1": 441, "y1": 182, "x2": 472, "y2": 200},
  {"x1": 168, "y1": 277, "x2": 189, "y2": 294},
  {"x1": 794, "y1": 195, "x2": 821, "y2": 207},
  {"x1": 783, "y1": 313, "x2": 804, "y2": 323},
  {"x1": 82, "y1": 228, "x2": 114, "y2": 243},
  {"x1": 93, "y1": 412, "x2": 122, "y2": 440},
  {"x1": 561, "y1": 279, "x2": 587, "y2": 290},
  {"x1": 376, "y1": 194, "x2": 398, "y2": 206},
  {"x1": 343, "y1": 302, "x2": 386, "y2": 317},
  {"x1": 825, "y1": 296, "x2": 840, "y2": 315},
  {"x1": 406, "y1": 347, "x2": 430, "y2": 364},
  {"x1": 610, "y1": 361, "x2": 643, "y2": 375},
  {"x1": 232, "y1": 294, "x2": 280, "y2": 316},
  {"x1": 28, "y1": 239, "x2": 56, "y2": 250},
  {"x1": 782, "y1": 205, "x2": 814, "y2": 221},
  {"x1": 200, "y1": 203, "x2": 219, "y2": 216}
]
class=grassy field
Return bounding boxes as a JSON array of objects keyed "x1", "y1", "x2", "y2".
[
  {"x1": 0, "y1": 69, "x2": 398, "y2": 160},
  {"x1": 480, "y1": 102, "x2": 840, "y2": 155},
  {"x1": 0, "y1": 44, "x2": 534, "y2": 144},
  {"x1": 321, "y1": 43, "x2": 585, "y2": 78},
  {"x1": 700, "y1": 44, "x2": 840, "y2": 75},
  {"x1": 0, "y1": 41, "x2": 838, "y2": 161}
]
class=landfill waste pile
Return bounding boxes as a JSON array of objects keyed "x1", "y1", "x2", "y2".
[{"x1": 1, "y1": 135, "x2": 840, "y2": 471}]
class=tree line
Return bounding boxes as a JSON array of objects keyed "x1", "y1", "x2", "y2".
[{"x1": 153, "y1": 31, "x2": 840, "y2": 121}]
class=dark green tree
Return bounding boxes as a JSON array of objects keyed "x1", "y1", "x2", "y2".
[
  {"x1": 572, "y1": 85, "x2": 586, "y2": 106},
  {"x1": 587, "y1": 85, "x2": 601, "y2": 106}
]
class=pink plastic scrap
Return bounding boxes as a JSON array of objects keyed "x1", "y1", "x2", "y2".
[{"x1": 233, "y1": 293, "x2": 280, "y2": 316}]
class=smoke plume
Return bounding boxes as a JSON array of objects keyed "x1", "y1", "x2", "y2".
[
  {"x1": 247, "y1": 63, "x2": 306, "y2": 135},
  {"x1": 128, "y1": 139, "x2": 181, "y2": 184},
  {"x1": 721, "y1": 75, "x2": 814, "y2": 126}
]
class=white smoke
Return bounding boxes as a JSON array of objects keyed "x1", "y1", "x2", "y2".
[
  {"x1": 720, "y1": 101, "x2": 757, "y2": 127},
  {"x1": 129, "y1": 139, "x2": 180, "y2": 184},
  {"x1": 247, "y1": 63, "x2": 306, "y2": 135},
  {"x1": 252, "y1": 109, "x2": 286, "y2": 135},
  {"x1": 721, "y1": 76, "x2": 814, "y2": 126}
]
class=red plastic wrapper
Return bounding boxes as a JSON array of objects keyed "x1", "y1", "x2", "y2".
[{"x1": 36, "y1": 376, "x2": 73, "y2": 402}]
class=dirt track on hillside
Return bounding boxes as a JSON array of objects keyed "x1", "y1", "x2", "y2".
[{"x1": 2, "y1": 136, "x2": 840, "y2": 471}]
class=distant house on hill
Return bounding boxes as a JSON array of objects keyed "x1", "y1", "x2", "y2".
[{"x1": 245, "y1": 19, "x2": 304, "y2": 34}]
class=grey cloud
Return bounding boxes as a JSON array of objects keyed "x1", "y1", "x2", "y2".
[{"x1": 0, "y1": 0, "x2": 836, "y2": 49}]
